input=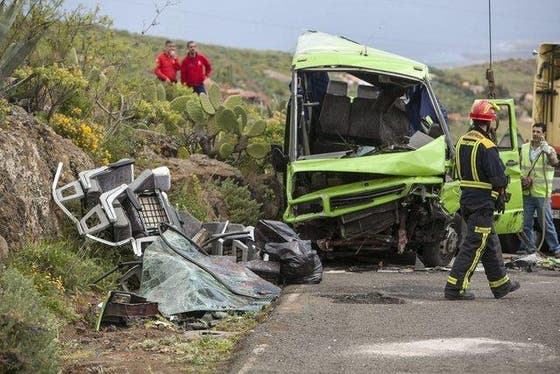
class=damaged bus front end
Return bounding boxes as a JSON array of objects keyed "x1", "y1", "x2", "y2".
[{"x1": 277, "y1": 31, "x2": 459, "y2": 266}]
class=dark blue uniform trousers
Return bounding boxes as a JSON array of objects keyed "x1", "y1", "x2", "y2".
[{"x1": 445, "y1": 206, "x2": 512, "y2": 297}]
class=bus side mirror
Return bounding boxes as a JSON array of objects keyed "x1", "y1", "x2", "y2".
[{"x1": 271, "y1": 144, "x2": 287, "y2": 173}]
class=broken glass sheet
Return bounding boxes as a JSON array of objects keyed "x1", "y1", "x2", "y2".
[{"x1": 138, "y1": 228, "x2": 281, "y2": 316}]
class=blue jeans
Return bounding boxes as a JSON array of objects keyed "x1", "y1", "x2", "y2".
[
  {"x1": 521, "y1": 195, "x2": 560, "y2": 252},
  {"x1": 192, "y1": 84, "x2": 206, "y2": 94}
]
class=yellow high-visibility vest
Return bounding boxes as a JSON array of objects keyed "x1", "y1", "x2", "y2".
[{"x1": 521, "y1": 142, "x2": 555, "y2": 197}]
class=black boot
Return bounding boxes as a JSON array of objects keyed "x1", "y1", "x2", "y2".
[
  {"x1": 444, "y1": 289, "x2": 475, "y2": 300},
  {"x1": 493, "y1": 280, "x2": 520, "y2": 299}
]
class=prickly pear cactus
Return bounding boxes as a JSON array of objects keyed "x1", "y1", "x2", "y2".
[
  {"x1": 186, "y1": 98, "x2": 205, "y2": 123},
  {"x1": 218, "y1": 142, "x2": 235, "y2": 160},
  {"x1": 223, "y1": 95, "x2": 242, "y2": 109},
  {"x1": 172, "y1": 82, "x2": 272, "y2": 161},
  {"x1": 143, "y1": 82, "x2": 159, "y2": 102},
  {"x1": 208, "y1": 83, "x2": 221, "y2": 109},
  {"x1": 170, "y1": 95, "x2": 189, "y2": 112},
  {"x1": 199, "y1": 93, "x2": 215, "y2": 115},
  {"x1": 216, "y1": 108, "x2": 238, "y2": 133},
  {"x1": 216, "y1": 131, "x2": 239, "y2": 160},
  {"x1": 233, "y1": 105, "x2": 247, "y2": 134},
  {"x1": 206, "y1": 116, "x2": 220, "y2": 137},
  {"x1": 246, "y1": 142, "x2": 271, "y2": 159},
  {"x1": 244, "y1": 120, "x2": 266, "y2": 137}
]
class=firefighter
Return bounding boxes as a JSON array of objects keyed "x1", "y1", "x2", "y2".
[{"x1": 444, "y1": 99, "x2": 520, "y2": 300}]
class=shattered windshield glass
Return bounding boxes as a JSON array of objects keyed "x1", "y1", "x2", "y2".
[{"x1": 138, "y1": 228, "x2": 280, "y2": 316}]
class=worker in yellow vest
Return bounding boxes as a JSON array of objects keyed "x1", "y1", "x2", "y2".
[{"x1": 520, "y1": 122, "x2": 560, "y2": 258}]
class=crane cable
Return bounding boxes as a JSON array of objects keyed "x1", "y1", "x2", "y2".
[{"x1": 486, "y1": 0, "x2": 496, "y2": 99}]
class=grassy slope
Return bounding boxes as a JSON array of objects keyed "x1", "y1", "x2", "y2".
[{"x1": 445, "y1": 59, "x2": 535, "y2": 97}]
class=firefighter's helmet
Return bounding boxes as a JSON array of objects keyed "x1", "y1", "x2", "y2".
[{"x1": 469, "y1": 99, "x2": 498, "y2": 122}]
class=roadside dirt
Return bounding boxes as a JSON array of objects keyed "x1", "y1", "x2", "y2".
[
  {"x1": 62, "y1": 324, "x2": 191, "y2": 373},
  {"x1": 60, "y1": 295, "x2": 237, "y2": 373}
]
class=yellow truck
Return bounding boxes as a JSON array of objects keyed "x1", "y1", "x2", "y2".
[{"x1": 532, "y1": 43, "x2": 560, "y2": 245}]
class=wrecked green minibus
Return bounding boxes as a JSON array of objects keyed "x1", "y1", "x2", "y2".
[{"x1": 271, "y1": 31, "x2": 523, "y2": 266}]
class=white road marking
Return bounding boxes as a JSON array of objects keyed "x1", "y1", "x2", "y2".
[{"x1": 351, "y1": 337, "x2": 555, "y2": 359}]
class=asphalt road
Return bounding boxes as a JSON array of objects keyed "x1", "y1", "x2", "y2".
[{"x1": 230, "y1": 262, "x2": 560, "y2": 373}]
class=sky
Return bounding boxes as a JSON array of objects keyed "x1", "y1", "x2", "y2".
[{"x1": 64, "y1": 0, "x2": 559, "y2": 67}]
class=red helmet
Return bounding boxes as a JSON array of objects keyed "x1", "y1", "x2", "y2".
[{"x1": 469, "y1": 99, "x2": 498, "y2": 121}]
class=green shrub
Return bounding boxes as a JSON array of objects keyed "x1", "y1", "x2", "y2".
[
  {"x1": 11, "y1": 65, "x2": 89, "y2": 120},
  {"x1": 0, "y1": 267, "x2": 60, "y2": 373},
  {"x1": 169, "y1": 175, "x2": 211, "y2": 221},
  {"x1": 102, "y1": 125, "x2": 146, "y2": 162},
  {"x1": 215, "y1": 178, "x2": 262, "y2": 226},
  {"x1": 132, "y1": 99, "x2": 187, "y2": 133},
  {"x1": 11, "y1": 240, "x2": 106, "y2": 293},
  {"x1": 164, "y1": 83, "x2": 194, "y2": 101}
]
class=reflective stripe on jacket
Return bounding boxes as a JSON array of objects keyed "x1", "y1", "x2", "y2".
[
  {"x1": 455, "y1": 129, "x2": 507, "y2": 208},
  {"x1": 521, "y1": 142, "x2": 554, "y2": 197}
]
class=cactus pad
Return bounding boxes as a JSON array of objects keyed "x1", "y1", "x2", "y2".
[
  {"x1": 177, "y1": 146, "x2": 190, "y2": 159},
  {"x1": 233, "y1": 105, "x2": 247, "y2": 130},
  {"x1": 246, "y1": 142, "x2": 271, "y2": 159},
  {"x1": 218, "y1": 142, "x2": 235, "y2": 160},
  {"x1": 170, "y1": 95, "x2": 189, "y2": 112},
  {"x1": 244, "y1": 120, "x2": 266, "y2": 137},
  {"x1": 208, "y1": 83, "x2": 221, "y2": 109},
  {"x1": 216, "y1": 108, "x2": 239, "y2": 133},
  {"x1": 223, "y1": 95, "x2": 242, "y2": 109},
  {"x1": 206, "y1": 116, "x2": 220, "y2": 137},
  {"x1": 186, "y1": 99, "x2": 205, "y2": 123},
  {"x1": 199, "y1": 93, "x2": 216, "y2": 114}
]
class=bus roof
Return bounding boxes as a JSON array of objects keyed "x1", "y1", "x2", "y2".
[{"x1": 292, "y1": 31, "x2": 429, "y2": 80}]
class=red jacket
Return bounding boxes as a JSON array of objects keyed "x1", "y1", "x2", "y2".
[
  {"x1": 154, "y1": 52, "x2": 180, "y2": 82},
  {"x1": 180, "y1": 53, "x2": 212, "y2": 87}
]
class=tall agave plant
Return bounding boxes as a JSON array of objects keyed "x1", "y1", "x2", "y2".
[{"x1": 0, "y1": 0, "x2": 51, "y2": 93}]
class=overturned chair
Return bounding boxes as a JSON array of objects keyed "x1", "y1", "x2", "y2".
[{"x1": 52, "y1": 159, "x2": 183, "y2": 257}]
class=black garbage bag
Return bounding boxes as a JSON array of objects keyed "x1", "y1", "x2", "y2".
[
  {"x1": 254, "y1": 220, "x2": 300, "y2": 246},
  {"x1": 259, "y1": 220, "x2": 322, "y2": 284},
  {"x1": 265, "y1": 239, "x2": 323, "y2": 284},
  {"x1": 303, "y1": 251, "x2": 323, "y2": 284}
]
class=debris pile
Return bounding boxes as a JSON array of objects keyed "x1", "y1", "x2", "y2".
[
  {"x1": 52, "y1": 159, "x2": 323, "y2": 329},
  {"x1": 505, "y1": 253, "x2": 560, "y2": 272}
]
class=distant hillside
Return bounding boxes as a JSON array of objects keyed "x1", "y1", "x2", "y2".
[{"x1": 446, "y1": 59, "x2": 535, "y2": 97}]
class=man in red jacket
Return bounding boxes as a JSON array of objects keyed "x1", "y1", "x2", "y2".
[
  {"x1": 180, "y1": 41, "x2": 212, "y2": 94},
  {"x1": 154, "y1": 40, "x2": 180, "y2": 83}
]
